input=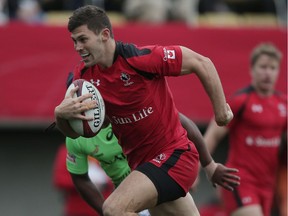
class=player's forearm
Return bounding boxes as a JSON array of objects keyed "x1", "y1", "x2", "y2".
[
  {"x1": 77, "y1": 185, "x2": 104, "y2": 215},
  {"x1": 204, "y1": 120, "x2": 228, "y2": 154},
  {"x1": 55, "y1": 111, "x2": 79, "y2": 138},
  {"x1": 203, "y1": 130, "x2": 219, "y2": 154},
  {"x1": 196, "y1": 61, "x2": 229, "y2": 125},
  {"x1": 179, "y1": 113, "x2": 212, "y2": 167},
  {"x1": 71, "y1": 173, "x2": 104, "y2": 215},
  {"x1": 194, "y1": 140, "x2": 213, "y2": 167}
]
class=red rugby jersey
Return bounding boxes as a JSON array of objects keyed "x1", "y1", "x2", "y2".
[
  {"x1": 226, "y1": 86, "x2": 287, "y2": 188},
  {"x1": 73, "y1": 42, "x2": 198, "y2": 169}
]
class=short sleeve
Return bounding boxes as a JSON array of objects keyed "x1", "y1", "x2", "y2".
[
  {"x1": 66, "y1": 137, "x2": 89, "y2": 174},
  {"x1": 126, "y1": 45, "x2": 182, "y2": 77},
  {"x1": 227, "y1": 93, "x2": 249, "y2": 129},
  {"x1": 73, "y1": 61, "x2": 86, "y2": 80}
]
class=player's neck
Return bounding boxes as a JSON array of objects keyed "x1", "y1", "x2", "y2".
[
  {"x1": 254, "y1": 86, "x2": 274, "y2": 97},
  {"x1": 98, "y1": 39, "x2": 116, "y2": 69}
]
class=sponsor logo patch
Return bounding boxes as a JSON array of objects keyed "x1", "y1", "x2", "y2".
[
  {"x1": 111, "y1": 107, "x2": 154, "y2": 125},
  {"x1": 66, "y1": 153, "x2": 76, "y2": 163},
  {"x1": 163, "y1": 48, "x2": 176, "y2": 61},
  {"x1": 245, "y1": 136, "x2": 280, "y2": 147}
]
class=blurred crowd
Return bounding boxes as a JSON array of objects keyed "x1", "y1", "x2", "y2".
[{"x1": 0, "y1": 0, "x2": 285, "y2": 25}]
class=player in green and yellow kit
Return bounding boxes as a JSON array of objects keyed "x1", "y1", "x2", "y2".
[
  {"x1": 66, "y1": 122, "x2": 151, "y2": 216},
  {"x1": 66, "y1": 123, "x2": 130, "y2": 188}
]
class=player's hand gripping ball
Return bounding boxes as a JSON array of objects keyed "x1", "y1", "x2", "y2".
[{"x1": 65, "y1": 79, "x2": 105, "y2": 137}]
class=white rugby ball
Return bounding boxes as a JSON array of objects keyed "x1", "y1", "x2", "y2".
[{"x1": 65, "y1": 79, "x2": 105, "y2": 138}]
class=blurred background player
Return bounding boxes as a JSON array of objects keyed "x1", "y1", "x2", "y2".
[{"x1": 204, "y1": 42, "x2": 287, "y2": 216}]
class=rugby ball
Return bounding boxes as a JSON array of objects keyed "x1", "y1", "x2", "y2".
[{"x1": 65, "y1": 79, "x2": 105, "y2": 137}]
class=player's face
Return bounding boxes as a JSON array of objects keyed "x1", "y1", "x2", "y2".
[
  {"x1": 71, "y1": 25, "x2": 104, "y2": 67},
  {"x1": 251, "y1": 54, "x2": 280, "y2": 95}
]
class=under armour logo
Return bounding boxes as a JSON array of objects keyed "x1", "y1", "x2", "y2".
[{"x1": 91, "y1": 79, "x2": 100, "y2": 86}]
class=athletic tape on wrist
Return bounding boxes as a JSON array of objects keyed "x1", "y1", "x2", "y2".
[{"x1": 204, "y1": 160, "x2": 218, "y2": 180}]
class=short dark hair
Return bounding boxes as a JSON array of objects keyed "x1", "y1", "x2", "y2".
[
  {"x1": 68, "y1": 5, "x2": 114, "y2": 38},
  {"x1": 250, "y1": 43, "x2": 282, "y2": 66}
]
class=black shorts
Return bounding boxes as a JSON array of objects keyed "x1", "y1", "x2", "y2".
[
  {"x1": 135, "y1": 145, "x2": 198, "y2": 205},
  {"x1": 136, "y1": 162, "x2": 186, "y2": 205}
]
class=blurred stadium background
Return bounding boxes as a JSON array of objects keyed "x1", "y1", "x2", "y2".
[{"x1": 0, "y1": 0, "x2": 286, "y2": 215}]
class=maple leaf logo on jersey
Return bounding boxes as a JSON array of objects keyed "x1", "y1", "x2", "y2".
[
  {"x1": 163, "y1": 48, "x2": 176, "y2": 61},
  {"x1": 120, "y1": 72, "x2": 134, "y2": 86},
  {"x1": 167, "y1": 50, "x2": 175, "y2": 59},
  {"x1": 120, "y1": 72, "x2": 130, "y2": 81}
]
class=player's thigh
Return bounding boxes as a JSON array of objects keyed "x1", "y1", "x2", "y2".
[
  {"x1": 149, "y1": 192, "x2": 200, "y2": 216},
  {"x1": 231, "y1": 204, "x2": 263, "y2": 216},
  {"x1": 103, "y1": 170, "x2": 157, "y2": 213}
]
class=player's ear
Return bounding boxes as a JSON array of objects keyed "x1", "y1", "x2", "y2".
[{"x1": 101, "y1": 28, "x2": 110, "y2": 41}]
